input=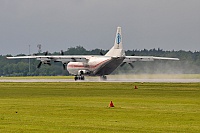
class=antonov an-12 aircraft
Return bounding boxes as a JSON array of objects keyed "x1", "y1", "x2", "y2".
[{"x1": 7, "y1": 27, "x2": 179, "y2": 80}]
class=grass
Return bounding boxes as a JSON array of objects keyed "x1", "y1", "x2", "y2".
[{"x1": 0, "y1": 82, "x2": 200, "y2": 132}]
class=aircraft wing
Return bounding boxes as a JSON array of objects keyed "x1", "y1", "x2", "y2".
[
  {"x1": 124, "y1": 56, "x2": 179, "y2": 62},
  {"x1": 7, "y1": 55, "x2": 88, "y2": 63}
]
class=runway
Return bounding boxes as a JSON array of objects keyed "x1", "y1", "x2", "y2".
[{"x1": 0, "y1": 78, "x2": 200, "y2": 83}]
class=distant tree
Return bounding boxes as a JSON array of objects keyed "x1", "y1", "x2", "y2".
[{"x1": 1, "y1": 46, "x2": 200, "y2": 76}]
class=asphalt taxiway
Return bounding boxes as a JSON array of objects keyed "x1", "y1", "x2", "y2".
[{"x1": 0, "y1": 78, "x2": 200, "y2": 83}]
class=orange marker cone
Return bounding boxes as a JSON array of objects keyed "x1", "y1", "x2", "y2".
[
  {"x1": 109, "y1": 101, "x2": 114, "y2": 107},
  {"x1": 134, "y1": 86, "x2": 138, "y2": 89}
]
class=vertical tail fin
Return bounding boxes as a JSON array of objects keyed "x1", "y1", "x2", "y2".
[
  {"x1": 105, "y1": 27, "x2": 125, "y2": 57},
  {"x1": 114, "y1": 27, "x2": 123, "y2": 49}
]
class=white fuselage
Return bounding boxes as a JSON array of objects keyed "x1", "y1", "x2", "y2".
[{"x1": 67, "y1": 56, "x2": 125, "y2": 76}]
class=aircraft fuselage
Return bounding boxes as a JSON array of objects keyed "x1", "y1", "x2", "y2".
[{"x1": 67, "y1": 56, "x2": 125, "y2": 76}]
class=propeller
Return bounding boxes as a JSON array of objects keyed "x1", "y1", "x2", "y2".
[
  {"x1": 120, "y1": 62, "x2": 126, "y2": 67},
  {"x1": 61, "y1": 50, "x2": 64, "y2": 55},
  {"x1": 120, "y1": 62, "x2": 134, "y2": 69},
  {"x1": 62, "y1": 63, "x2": 67, "y2": 70},
  {"x1": 128, "y1": 63, "x2": 134, "y2": 69},
  {"x1": 37, "y1": 51, "x2": 52, "y2": 69},
  {"x1": 44, "y1": 51, "x2": 48, "y2": 56},
  {"x1": 60, "y1": 51, "x2": 67, "y2": 70},
  {"x1": 47, "y1": 62, "x2": 51, "y2": 66},
  {"x1": 120, "y1": 53, "x2": 134, "y2": 69},
  {"x1": 37, "y1": 51, "x2": 51, "y2": 68},
  {"x1": 37, "y1": 62, "x2": 42, "y2": 68},
  {"x1": 37, "y1": 61, "x2": 51, "y2": 68},
  {"x1": 100, "y1": 49, "x2": 104, "y2": 55}
]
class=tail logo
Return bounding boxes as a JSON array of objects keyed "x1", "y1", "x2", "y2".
[{"x1": 116, "y1": 33, "x2": 121, "y2": 44}]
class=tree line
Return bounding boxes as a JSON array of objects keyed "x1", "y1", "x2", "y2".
[{"x1": 0, "y1": 46, "x2": 200, "y2": 76}]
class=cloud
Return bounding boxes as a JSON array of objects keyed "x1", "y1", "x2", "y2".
[{"x1": 0, "y1": 0, "x2": 200, "y2": 55}]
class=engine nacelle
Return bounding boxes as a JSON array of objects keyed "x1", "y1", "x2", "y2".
[
  {"x1": 78, "y1": 70, "x2": 90, "y2": 75},
  {"x1": 43, "y1": 60, "x2": 51, "y2": 65}
]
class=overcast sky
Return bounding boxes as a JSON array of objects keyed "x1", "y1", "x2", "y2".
[{"x1": 0, "y1": 0, "x2": 200, "y2": 55}]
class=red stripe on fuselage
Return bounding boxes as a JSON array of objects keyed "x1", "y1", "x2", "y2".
[{"x1": 67, "y1": 59, "x2": 110, "y2": 69}]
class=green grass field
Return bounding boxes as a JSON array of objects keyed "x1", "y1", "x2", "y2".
[{"x1": 0, "y1": 82, "x2": 199, "y2": 132}]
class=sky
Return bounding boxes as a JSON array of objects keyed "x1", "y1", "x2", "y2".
[{"x1": 0, "y1": 0, "x2": 200, "y2": 55}]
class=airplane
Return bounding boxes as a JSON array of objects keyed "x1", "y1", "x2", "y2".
[{"x1": 7, "y1": 27, "x2": 179, "y2": 80}]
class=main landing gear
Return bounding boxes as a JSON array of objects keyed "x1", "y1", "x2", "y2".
[
  {"x1": 100, "y1": 75, "x2": 107, "y2": 81},
  {"x1": 74, "y1": 75, "x2": 85, "y2": 81}
]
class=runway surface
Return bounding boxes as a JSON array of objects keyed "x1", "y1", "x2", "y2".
[{"x1": 0, "y1": 78, "x2": 200, "y2": 83}]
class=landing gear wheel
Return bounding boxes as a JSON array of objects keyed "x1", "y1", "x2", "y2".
[
  {"x1": 100, "y1": 75, "x2": 107, "y2": 81},
  {"x1": 74, "y1": 76, "x2": 78, "y2": 81},
  {"x1": 103, "y1": 75, "x2": 107, "y2": 80},
  {"x1": 80, "y1": 75, "x2": 85, "y2": 80}
]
